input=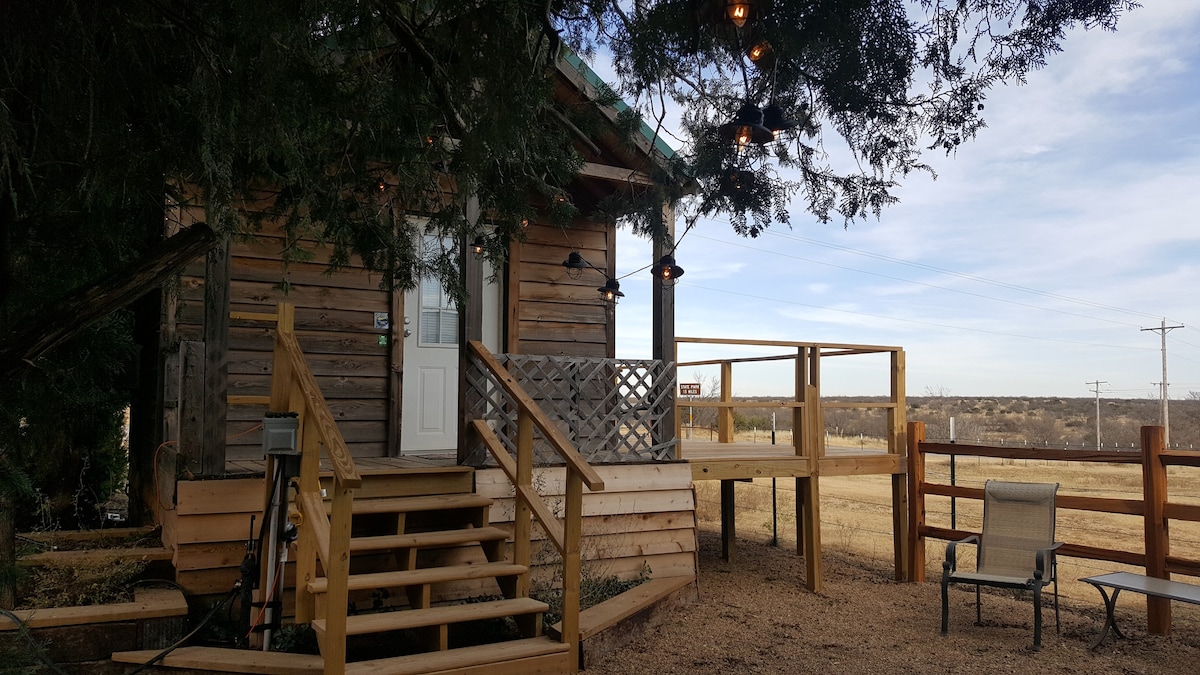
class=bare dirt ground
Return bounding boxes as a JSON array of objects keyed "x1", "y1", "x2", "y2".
[
  {"x1": 587, "y1": 525, "x2": 1200, "y2": 674},
  {"x1": 588, "y1": 451, "x2": 1200, "y2": 674}
]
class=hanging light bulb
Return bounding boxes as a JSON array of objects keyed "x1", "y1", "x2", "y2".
[
  {"x1": 726, "y1": 2, "x2": 751, "y2": 27},
  {"x1": 747, "y1": 41, "x2": 771, "y2": 63},
  {"x1": 717, "y1": 103, "x2": 774, "y2": 147},
  {"x1": 598, "y1": 278, "x2": 624, "y2": 304},
  {"x1": 652, "y1": 255, "x2": 685, "y2": 286},
  {"x1": 562, "y1": 251, "x2": 588, "y2": 279}
]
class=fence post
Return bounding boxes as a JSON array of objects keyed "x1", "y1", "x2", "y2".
[
  {"x1": 1142, "y1": 425, "x2": 1171, "y2": 634},
  {"x1": 907, "y1": 421, "x2": 926, "y2": 583}
]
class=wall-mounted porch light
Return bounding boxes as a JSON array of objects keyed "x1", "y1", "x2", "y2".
[
  {"x1": 598, "y1": 278, "x2": 625, "y2": 304},
  {"x1": 652, "y1": 255, "x2": 685, "y2": 286},
  {"x1": 470, "y1": 236, "x2": 487, "y2": 255}
]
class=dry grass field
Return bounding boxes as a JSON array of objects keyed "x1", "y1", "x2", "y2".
[
  {"x1": 692, "y1": 442, "x2": 1200, "y2": 630},
  {"x1": 589, "y1": 435, "x2": 1200, "y2": 673}
]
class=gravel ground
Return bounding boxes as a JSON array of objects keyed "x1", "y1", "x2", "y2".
[{"x1": 586, "y1": 525, "x2": 1200, "y2": 674}]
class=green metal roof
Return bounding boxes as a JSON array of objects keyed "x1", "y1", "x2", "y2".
[{"x1": 560, "y1": 51, "x2": 679, "y2": 161}]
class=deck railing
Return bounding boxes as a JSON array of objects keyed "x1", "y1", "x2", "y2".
[
  {"x1": 465, "y1": 340, "x2": 606, "y2": 670},
  {"x1": 908, "y1": 420, "x2": 1200, "y2": 635},
  {"x1": 260, "y1": 302, "x2": 361, "y2": 675},
  {"x1": 462, "y1": 351, "x2": 676, "y2": 464}
]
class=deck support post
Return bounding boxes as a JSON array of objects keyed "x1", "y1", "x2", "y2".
[{"x1": 720, "y1": 480, "x2": 736, "y2": 562}]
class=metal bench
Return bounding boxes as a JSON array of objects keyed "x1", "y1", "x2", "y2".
[{"x1": 1080, "y1": 571, "x2": 1200, "y2": 649}]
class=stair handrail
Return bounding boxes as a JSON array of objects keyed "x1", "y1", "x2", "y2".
[
  {"x1": 267, "y1": 302, "x2": 358, "y2": 675},
  {"x1": 466, "y1": 340, "x2": 604, "y2": 672}
]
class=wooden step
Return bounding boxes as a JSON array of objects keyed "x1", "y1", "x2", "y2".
[
  {"x1": 311, "y1": 597, "x2": 548, "y2": 637},
  {"x1": 112, "y1": 645, "x2": 323, "y2": 674},
  {"x1": 348, "y1": 526, "x2": 509, "y2": 553},
  {"x1": 343, "y1": 636, "x2": 571, "y2": 675},
  {"x1": 308, "y1": 562, "x2": 526, "y2": 594},
  {"x1": 334, "y1": 493, "x2": 494, "y2": 516}
]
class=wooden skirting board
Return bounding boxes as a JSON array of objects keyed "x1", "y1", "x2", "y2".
[{"x1": 549, "y1": 575, "x2": 698, "y2": 669}]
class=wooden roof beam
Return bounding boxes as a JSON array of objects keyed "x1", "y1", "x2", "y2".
[{"x1": 579, "y1": 162, "x2": 657, "y2": 186}]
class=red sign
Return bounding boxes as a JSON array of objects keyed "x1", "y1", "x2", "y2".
[{"x1": 679, "y1": 383, "x2": 701, "y2": 396}]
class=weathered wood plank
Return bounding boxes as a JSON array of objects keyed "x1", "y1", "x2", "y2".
[
  {"x1": 0, "y1": 589, "x2": 186, "y2": 631},
  {"x1": 227, "y1": 398, "x2": 387, "y2": 423},
  {"x1": 819, "y1": 454, "x2": 904, "y2": 476},
  {"x1": 176, "y1": 478, "x2": 265, "y2": 516},
  {"x1": 227, "y1": 349, "x2": 387, "y2": 378},
  {"x1": 690, "y1": 457, "x2": 812, "y2": 481}
]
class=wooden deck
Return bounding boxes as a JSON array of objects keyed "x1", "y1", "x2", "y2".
[
  {"x1": 681, "y1": 439, "x2": 903, "y2": 481},
  {"x1": 224, "y1": 453, "x2": 458, "y2": 476}
]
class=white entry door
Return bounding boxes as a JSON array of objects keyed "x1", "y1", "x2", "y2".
[{"x1": 401, "y1": 236, "x2": 460, "y2": 454}]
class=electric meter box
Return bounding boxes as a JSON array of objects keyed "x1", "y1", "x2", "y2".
[{"x1": 262, "y1": 412, "x2": 300, "y2": 456}]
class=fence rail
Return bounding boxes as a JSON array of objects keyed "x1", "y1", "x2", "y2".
[{"x1": 908, "y1": 421, "x2": 1200, "y2": 635}]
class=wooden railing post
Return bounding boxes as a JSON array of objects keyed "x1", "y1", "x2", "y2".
[
  {"x1": 323, "y1": 479, "x2": 353, "y2": 675},
  {"x1": 718, "y1": 361, "x2": 734, "y2": 443},
  {"x1": 1142, "y1": 425, "x2": 1171, "y2": 634},
  {"x1": 907, "y1": 421, "x2": 926, "y2": 583},
  {"x1": 562, "y1": 469, "x2": 584, "y2": 670},
  {"x1": 513, "y1": 408, "x2": 534, "y2": 597}
]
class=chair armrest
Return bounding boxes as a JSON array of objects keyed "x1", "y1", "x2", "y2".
[
  {"x1": 1034, "y1": 541, "x2": 1064, "y2": 582},
  {"x1": 943, "y1": 535, "x2": 980, "y2": 574}
]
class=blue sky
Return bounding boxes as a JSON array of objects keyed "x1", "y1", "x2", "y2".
[{"x1": 606, "y1": 2, "x2": 1200, "y2": 399}]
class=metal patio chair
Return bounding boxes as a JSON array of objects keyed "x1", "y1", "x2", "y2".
[{"x1": 941, "y1": 480, "x2": 1063, "y2": 649}]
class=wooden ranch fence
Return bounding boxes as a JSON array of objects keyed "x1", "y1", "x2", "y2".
[{"x1": 907, "y1": 420, "x2": 1200, "y2": 634}]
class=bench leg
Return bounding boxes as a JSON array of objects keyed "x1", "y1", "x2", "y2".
[{"x1": 1089, "y1": 584, "x2": 1125, "y2": 650}]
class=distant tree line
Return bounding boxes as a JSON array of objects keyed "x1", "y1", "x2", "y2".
[{"x1": 681, "y1": 392, "x2": 1200, "y2": 449}]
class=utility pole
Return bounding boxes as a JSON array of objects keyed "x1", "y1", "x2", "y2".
[
  {"x1": 1087, "y1": 380, "x2": 1107, "y2": 451},
  {"x1": 1143, "y1": 319, "x2": 1184, "y2": 447}
]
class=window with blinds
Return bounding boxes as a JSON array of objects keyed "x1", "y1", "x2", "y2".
[{"x1": 418, "y1": 236, "x2": 458, "y2": 347}]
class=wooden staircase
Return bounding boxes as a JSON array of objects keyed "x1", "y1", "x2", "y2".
[
  {"x1": 114, "y1": 305, "x2": 602, "y2": 674},
  {"x1": 302, "y1": 477, "x2": 572, "y2": 673}
]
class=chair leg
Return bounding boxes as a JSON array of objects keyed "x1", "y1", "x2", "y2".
[
  {"x1": 1033, "y1": 585, "x2": 1043, "y2": 651},
  {"x1": 975, "y1": 585, "x2": 982, "y2": 626},
  {"x1": 941, "y1": 575, "x2": 950, "y2": 635},
  {"x1": 1053, "y1": 563, "x2": 1061, "y2": 635}
]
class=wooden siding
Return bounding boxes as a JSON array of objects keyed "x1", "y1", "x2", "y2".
[
  {"x1": 169, "y1": 203, "x2": 397, "y2": 461},
  {"x1": 475, "y1": 463, "x2": 698, "y2": 582},
  {"x1": 513, "y1": 221, "x2": 612, "y2": 358},
  {"x1": 165, "y1": 463, "x2": 697, "y2": 597}
]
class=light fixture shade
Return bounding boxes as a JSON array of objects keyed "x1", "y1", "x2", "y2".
[
  {"x1": 718, "y1": 104, "x2": 774, "y2": 146},
  {"x1": 563, "y1": 251, "x2": 588, "y2": 279},
  {"x1": 470, "y1": 236, "x2": 486, "y2": 255},
  {"x1": 762, "y1": 103, "x2": 799, "y2": 137},
  {"x1": 598, "y1": 278, "x2": 624, "y2": 303},
  {"x1": 652, "y1": 255, "x2": 685, "y2": 285}
]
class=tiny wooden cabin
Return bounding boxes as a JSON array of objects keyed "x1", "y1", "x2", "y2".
[{"x1": 137, "y1": 54, "x2": 697, "y2": 674}]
